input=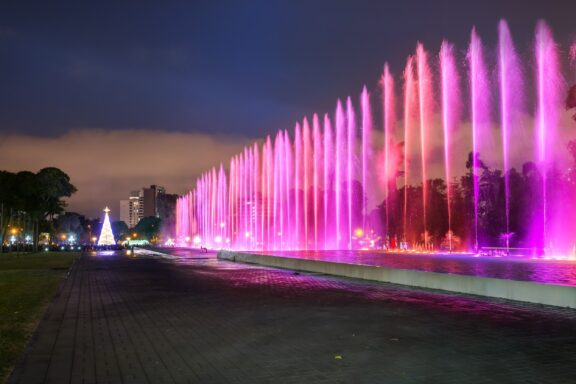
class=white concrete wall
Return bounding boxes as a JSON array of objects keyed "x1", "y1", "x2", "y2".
[{"x1": 218, "y1": 250, "x2": 576, "y2": 309}]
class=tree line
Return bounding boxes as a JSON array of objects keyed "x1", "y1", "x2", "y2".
[{"x1": 0, "y1": 167, "x2": 77, "y2": 248}]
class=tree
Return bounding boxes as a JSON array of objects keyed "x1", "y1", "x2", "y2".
[
  {"x1": 55, "y1": 212, "x2": 85, "y2": 240},
  {"x1": 0, "y1": 167, "x2": 77, "y2": 247},
  {"x1": 36, "y1": 167, "x2": 77, "y2": 218},
  {"x1": 134, "y1": 217, "x2": 162, "y2": 241},
  {"x1": 112, "y1": 221, "x2": 129, "y2": 240}
]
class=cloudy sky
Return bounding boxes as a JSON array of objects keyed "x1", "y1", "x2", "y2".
[{"x1": 1, "y1": 0, "x2": 575, "y2": 218}]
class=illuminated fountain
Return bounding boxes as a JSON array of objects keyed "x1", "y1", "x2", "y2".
[{"x1": 176, "y1": 20, "x2": 575, "y2": 258}]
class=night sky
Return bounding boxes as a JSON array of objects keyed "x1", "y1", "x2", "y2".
[{"x1": 1, "y1": 0, "x2": 575, "y2": 218}]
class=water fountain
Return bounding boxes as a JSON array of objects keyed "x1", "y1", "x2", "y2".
[{"x1": 176, "y1": 20, "x2": 574, "y2": 258}]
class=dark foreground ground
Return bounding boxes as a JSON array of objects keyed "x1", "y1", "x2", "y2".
[{"x1": 9, "y1": 249, "x2": 576, "y2": 383}]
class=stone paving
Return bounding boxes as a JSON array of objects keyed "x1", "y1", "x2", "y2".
[{"x1": 9, "y1": 249, "x2": 576, "y2": 383}]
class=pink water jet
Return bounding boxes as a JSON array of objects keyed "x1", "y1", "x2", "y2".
[
  {"x1": 335, "y1": 100, "x2": 345, "y2": 248},
  {"x1": 416, "y1": 43, "x2": 433, "y2": 247},
  {"x1": 323, "y1": 114, "x2": 333, "y2": 249},
  {"x1": 346, "y1": 97, "x2": 356, "y2": 249},
  {"x1": 381, "y1": 63, "x2": 395, "y2": 240},
  {"x1": 403, "y1": 56, "x2": 417, "y2": 244},
  {"x1": 468, "y1": 27, "x2": 490, "y2": 251},
  {"x1": 313, "y1": 114, "x2": 322, "y2": 249},
  {"x1": 498, "y1": 20, "x2": 523, "y2": 250},
  {"x1": 439, "y1": 40, "x2": 460, "y2": 251},
  {"x1": 361, "y1": 86, "x2": 372, "y2": 231},
  {"x1": 534, "y1": 20, "x2": 564, "y2": 252}
]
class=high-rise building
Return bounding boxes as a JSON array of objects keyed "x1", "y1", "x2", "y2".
[
  {"x1": 121, "y1": 185, "x2": 167, "y2": 228},
  {"x1": 128, "y1": 192, "x2": 140, "y2": 228},
  {"x1": 139, "y1": 187, "x2": 156, "y2": 218}
]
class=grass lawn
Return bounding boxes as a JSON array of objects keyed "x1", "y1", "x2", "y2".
[{"x1": 0, "y1": 251, "x2": 79, "y2": 382}]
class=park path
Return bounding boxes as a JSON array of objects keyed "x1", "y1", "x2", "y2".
[{"x1": 9, "y1": 249, "x2": 576, "y2": 383}]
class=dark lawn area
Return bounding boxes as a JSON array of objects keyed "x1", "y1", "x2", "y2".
[{"x1": 0, "y1": 251, "x2": 79, "y2": 382}]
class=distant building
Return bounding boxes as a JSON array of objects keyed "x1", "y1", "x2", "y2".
[
  {"x1": 128, "y1": 192, "x2": 140, "y2": 228},
  {"x1": 121, "y1": 185, "x2": 171, "y2": 228}
]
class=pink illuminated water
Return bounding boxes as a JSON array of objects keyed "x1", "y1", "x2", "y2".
[
  {"x1": 439, "y1": 41, "x2": 460, "y2": 250},
  {"x1": 346, "y1": 97, "x2": 356, "y2": 249},
  {"x1": 468, "y1": 28, "x2": 490, "y2": 250},
  {"x1": 534, "y1": 21, "x2": 565, "y2": 252},
  {"x1": 498, "y1": 20, "x2": 523, "y2": 249},
  {"x1": 403, "y1": 56, "x2": 416, "y2": 244},
  {"x1": 335, "y1": 100, "x2": 345, "y2": 248},
  {"x1": 323, "y1": 114, "x2": 333, "y2": 249},
  {"x1": 416, "y1": 44, "x2": 433, "y2": 247},
  {"x1": 381, "y1": 64, "x2": 395, "y2": 239},
  {"x1": 175, "y1": 20, "x2": 573, "y2": 255},
  {"x1": 361, "y1": 86, "x2": 371, "y2": 232}
]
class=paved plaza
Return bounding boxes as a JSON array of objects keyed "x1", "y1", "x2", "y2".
[{"x1": 9, "y1": 249, "x2": 576, "y2": 383}]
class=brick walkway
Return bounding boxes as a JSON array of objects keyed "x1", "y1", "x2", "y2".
[{"x1": 9, "y1": 249, "x2": 576, "y2": 383}]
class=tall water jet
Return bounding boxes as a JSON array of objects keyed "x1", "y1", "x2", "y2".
[
  {"x1": 403, "y1": 56, "x2": 417, "y2": 244},
  {"x1": 249, "y1": 147, "x2": 255, "y2": 246},
  {"x1": 303, "y1": 118, "x2": 311, "y2": 247},
  {"x1": 273, "y1": 132, "x2": 282, "y2": 249},
  {"x1": 323, "y1": 114, "x2": 333, "y2": 248},
  {"x1": 253, "y1": 143, "x2": 260, "y2": 247},
  {"x1": 361, "y1": 86, "x2": 372, "y2": 231},
  {"x1": 218, "y1": 164, "x2": 226, "y2": 239},
  {"x1": 498, "y1": 20, "x2": 523, "y2": 251},
  {"x1": 346, "y1": 97, "x2": 356, "y2": 249},
  {"x1": 283, "y1": 130, "x2": 292, "y2": 248},
  {"x1": 535, "y1": 20, "x2": 562, "y2": 251},
  {"x1": 265, "y1": 136, "x2": 273, "y2": 248},
  {"x1": 313, "y1": 114, "x2": 322, "y2": 249},
  {"x1": 416, "y1": 43, "x2": 433, "y2": 247},
  {"x1": 294, "y1": 123, "x2": 302, "y2": 248},
  {"x1": 335, "y1": 100, "x2": 345, "y2": 248},
  {"x1": 439, "y1": 40, "x2": 460, "y2": 250},
  {"x1": 468, "y1": 27, "x2": 489, "y2": 250},
  {"x1": 381, "y1": 64, "x2": 396, "y2": 241}
]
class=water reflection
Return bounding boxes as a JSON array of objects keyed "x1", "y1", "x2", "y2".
[{"x1": 249, "y1": 250, "x2": 576, "y2": 286}]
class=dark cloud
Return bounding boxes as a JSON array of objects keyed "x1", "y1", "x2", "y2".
[{"x1": 0, "y1": 0, "x2": 575, "y2": 137}]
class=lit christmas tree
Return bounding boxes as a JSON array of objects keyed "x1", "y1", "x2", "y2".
[{"x1": 97, "y1": 207, "x2": 116, "y2": 245}]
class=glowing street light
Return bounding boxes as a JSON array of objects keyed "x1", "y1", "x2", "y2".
[{"x1": 193, "y1": 235, "x2": 202, "y2": 245}]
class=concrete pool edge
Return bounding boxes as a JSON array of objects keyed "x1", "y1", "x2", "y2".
[{"x1": 217, "y1": 250, "x2": 576, "y2": 309}]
